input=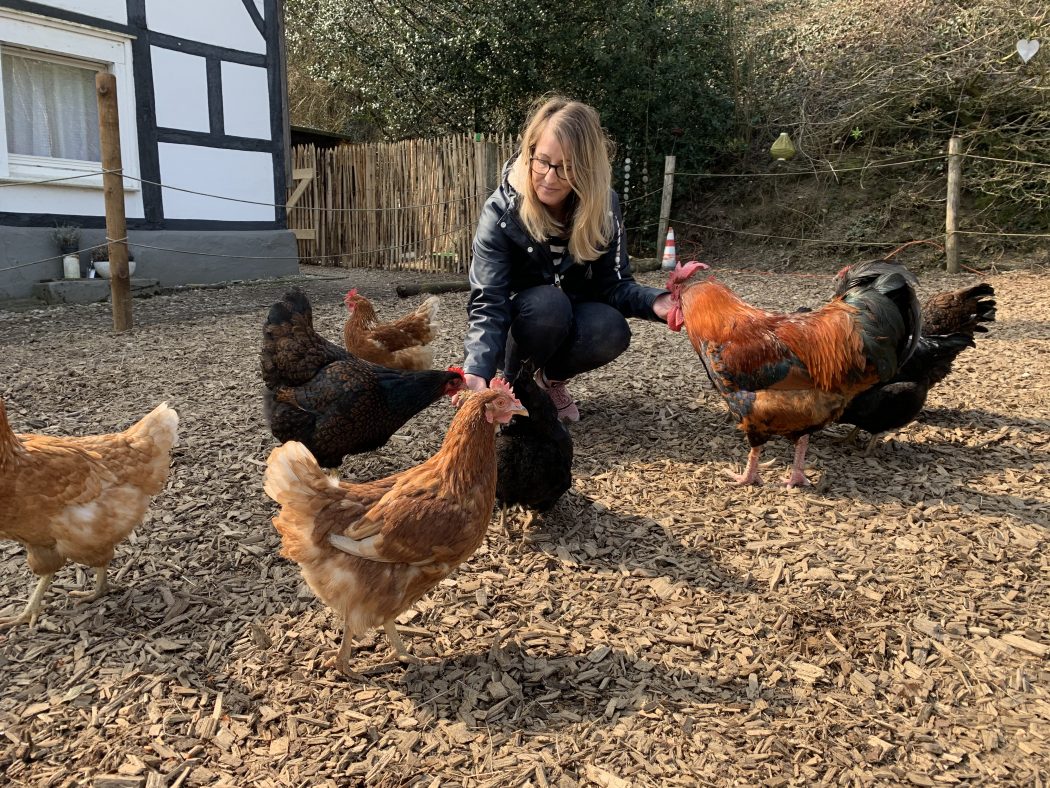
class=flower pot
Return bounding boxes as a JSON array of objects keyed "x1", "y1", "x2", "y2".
[
  {"x1": 63, "y1": 254, "x2": 81, "y2": 279},
  {"x1": 94, "y1": 259, "x2": 137, "y2": 279}
]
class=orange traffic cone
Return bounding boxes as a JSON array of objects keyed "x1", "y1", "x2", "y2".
[{"x1": 660, "y1": 226, "x2": 677, "y2": 270}]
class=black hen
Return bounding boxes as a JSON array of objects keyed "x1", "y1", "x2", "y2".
[
  {"x1": 261, "y1": 289, "x2": 464, "y2": 468},
  {"x1": 837, "y1": 333, "x2": 976, "y2": 453},
  {"x1": 836, "y1": 282, "x2": 995, "y2": 453},
  {"x1": 495, "y1": 363, "x2": 573, "y2": 511}
]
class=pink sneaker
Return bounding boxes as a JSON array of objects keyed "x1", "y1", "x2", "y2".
[{"x1": 537, "y1": 370, "x2": 580, "y2": 422}]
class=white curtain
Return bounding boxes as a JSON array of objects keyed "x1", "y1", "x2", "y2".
[{"x1": 2, "y1": 51, "x2": 101, "y2": 162}]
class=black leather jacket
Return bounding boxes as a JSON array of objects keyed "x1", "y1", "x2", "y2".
[{"x1": 463, "y1": 159, "x2": 667, "y2": 380}]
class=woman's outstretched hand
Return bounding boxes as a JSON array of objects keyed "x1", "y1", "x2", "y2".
[
  {"x1": 653, "y1": 293, "x2": 673, "y2": 322},
  {"x1": 463, "y1": 373, "x2": 489, "y2": 392}
]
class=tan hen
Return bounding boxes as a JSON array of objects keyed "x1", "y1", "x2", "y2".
[
  {"x1": 0, "y1": 399, "x2": 179, "y2": 628},
  {"x1": 263, "y1": 380, "x2": 526, "y2": 674}
]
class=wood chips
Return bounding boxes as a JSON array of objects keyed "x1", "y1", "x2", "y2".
[{"x1": 0, "y1": 263, "x2": 1047, "y2": 787}]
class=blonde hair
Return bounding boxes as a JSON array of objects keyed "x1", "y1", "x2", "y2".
[{"x1": 509, "y1": 96, "x2": 614, "y2": 263}]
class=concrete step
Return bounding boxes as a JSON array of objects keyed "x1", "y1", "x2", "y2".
[{"x1": 32, "y1": 278, "x2": 161, "y2": 306}]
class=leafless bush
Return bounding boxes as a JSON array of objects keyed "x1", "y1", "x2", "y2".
[{"x1": 732, "y1": 0, "x2": 1049, "y2": 241}]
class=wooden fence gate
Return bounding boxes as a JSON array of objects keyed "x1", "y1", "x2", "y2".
[{"x1": 287, "y1": 134, "x2": 517, "y2": 273}]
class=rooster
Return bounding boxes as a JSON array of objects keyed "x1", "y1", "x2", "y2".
[
  {"x1": 261, "y1": 289, "x2": 464, "y2": 469},
  {"x1": 263, "y1": 380, "x2": 526, "y2": 674},
  {"x1": 836, "y1": 282, "x2": 995, "y2": 453},
  {"x1": 666, "y1": 260, "x2": 920, "y2": 486},
  {"x1": 495, "y1": 362, "x2": 573, "y2": 512},
  {"x1": 342, "y1": 289, "x2": 440, "y2": 370},
  {"x1": 0, "y1": 399, "x2": 178, "y2": 627}
]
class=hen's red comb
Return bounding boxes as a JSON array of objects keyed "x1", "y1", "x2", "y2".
[
  {"x1": 447, "y1": 365, "x2": 465, "y2": 379},
  {"x1": 343, "y1": 288, "x2": 359, "y2": 307},
  {"x1": 489, "y1": 378, "x2": 515, "y2": 396}
]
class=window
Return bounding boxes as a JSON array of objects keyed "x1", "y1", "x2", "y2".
[
  {"x1": 3, "y1": 48, "x2": 102, "y2": 162},
  {"x1": 0, "y1": 8, "x2": 138, "y2": 189}
]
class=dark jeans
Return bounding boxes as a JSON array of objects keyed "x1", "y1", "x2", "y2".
[{"x1": 504, "y1": 285, "x2": 632, "y2": 381}]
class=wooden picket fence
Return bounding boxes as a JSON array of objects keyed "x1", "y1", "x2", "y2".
[{"x1": 287, "y1": 134, "x2": 517, "y2": 273}]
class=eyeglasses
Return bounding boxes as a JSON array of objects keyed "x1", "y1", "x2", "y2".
[{"x1": 529, "y1": 156, "x2": 572, "y2": 181}]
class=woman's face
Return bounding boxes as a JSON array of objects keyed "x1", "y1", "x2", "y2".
[{"x1": 530, "y1": 128, "x2": 574, "y2": 211}]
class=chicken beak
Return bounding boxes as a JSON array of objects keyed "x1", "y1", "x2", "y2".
[{"x1": 514, "y1": 405, "x2": 529, "y2": 418}]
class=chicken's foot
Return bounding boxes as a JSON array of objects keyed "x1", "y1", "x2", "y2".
[
  {"x1": 521, "y1": 509, "x2": 535, "y2": 544},
  {"x1": 0, "y1": 573, "x2": 55, "y2": 629},
  {"x1": 325, "y1": 619, "x2": 360, "y2": 677},
  {"x1": 836, "y1": 426, "x2": 860, "y2": 445},
  {"x1": 69, "y1": 565, "x2": 109, "y2": 602},
  {"x1": 498, "y1": 505, "x2": 511, "y2": 539},
  {"x1": 384, "y1": 620, "x2": 422, "y2": 664},
  {"x1": 784, "y1": 436, "x2": 812, "y2": 488},
  {"x1": 727, "y1": 447, "x2": 764, "y2": 485},
  {"x1": 862, "y1": 434, "x2": 882, "y2": 456}
]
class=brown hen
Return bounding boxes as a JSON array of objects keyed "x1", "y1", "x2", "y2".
[
  {"x1": 263, "y1": 380, "x2": 526, "y2": 674},
  {"x1": 921, "y1": 283, "x2": 996, "y2": 336},
  {"x1": 0, "y1": 399, "x2": 178, "y2": 627},
  {"x1": 342, "y1": 289, "x2": 440, "y2": 370}
]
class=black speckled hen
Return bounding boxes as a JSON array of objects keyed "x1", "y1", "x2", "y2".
[{"x1": 261, "y1": 289, "x2": 464, "y2": 468}]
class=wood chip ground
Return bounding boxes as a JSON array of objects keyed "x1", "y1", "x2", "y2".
[{"x1": 1, "y1": 264, "x2": 1047, "y2": 787}]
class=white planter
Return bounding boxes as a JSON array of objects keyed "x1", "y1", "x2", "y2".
[
  {"x1": 63, "y1": 254, "x2": 80, "y2": 279},
  {"x1": 94, "y1": 260, "x2": 136, "y2": 279}
]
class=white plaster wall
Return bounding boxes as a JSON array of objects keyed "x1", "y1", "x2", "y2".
[
  {"x1": 0, "y1": 182, "x2": 146, "y2": 218},
  {"x1": 221, "y1": 62, "x2": 270, "y2": 139},
  {"x1": 151, "y1": 47, "x2": 210, "y2": 132},
  {"x1": 145, "y1": 0, "x2": 265, "y2": 54},
  {"x1": 26, "y1": 0, "x2": 127, "y2": 25},
  {"x1": 252, "y1": 0, "x2": 265, "y2": 17},
  {"x1": 157, "y1": 143, "x2": 275, "y2": 221}
]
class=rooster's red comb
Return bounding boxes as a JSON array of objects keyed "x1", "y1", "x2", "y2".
[{"x1": 666, "y1": 260, "x2": 709, "y2": 289}]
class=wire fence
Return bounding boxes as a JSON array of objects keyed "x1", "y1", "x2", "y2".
[{"x1": 2, "y1": 148, "x2": 1047, "y2": 277}]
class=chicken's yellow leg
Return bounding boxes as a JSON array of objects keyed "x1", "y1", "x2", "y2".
[
  {"x1": 70, "y1": 563, "x2": 109, "y2": 602},
  {"x1": 0, "y1": 572, "x2": 55, "y2": 629},
  {"x1": 326, "y1": 618, "x2": 357, "y2": 676},
  {"x1": 384, "y1": 619, "x2": 421, "y2": 664}
]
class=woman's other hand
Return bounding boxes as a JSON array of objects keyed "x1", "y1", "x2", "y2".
[{"x1": 464, "y1": 373, "x2": 489, "y2": 392}]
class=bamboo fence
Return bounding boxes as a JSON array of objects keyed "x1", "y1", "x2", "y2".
[{"x1": 287, "y1": 134, "x2": 517, "y2": 273}]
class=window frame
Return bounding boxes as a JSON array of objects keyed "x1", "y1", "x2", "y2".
[{"x1": 0, "y1": 8, "x2": 139, "y2": 191}]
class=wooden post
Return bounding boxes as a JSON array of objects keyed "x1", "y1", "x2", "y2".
[
  {"x1": 656, "y1": 155, "x2": 676, "y2": 259},
  {"x1": 945, "y1": 136, "x2": 962, "y2": 274},
  {"x1": 96, "y1": 72, "x2": 132, "y2": 331},
  {"x1": 484, "y1": 140, "x2": 499, "y2": 193}
]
